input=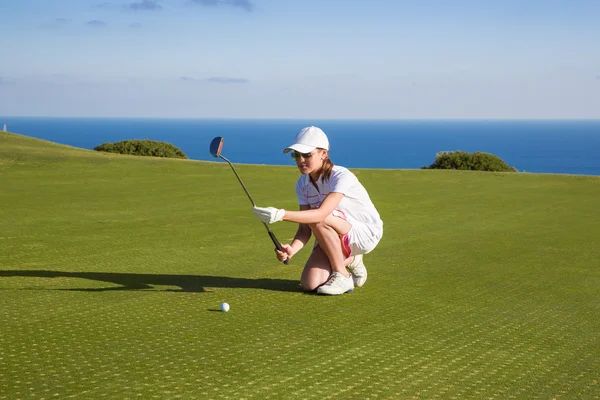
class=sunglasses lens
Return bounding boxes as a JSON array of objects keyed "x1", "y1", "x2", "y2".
[{"x1": 291, "y1": 151, "x2": 314, "y2": 160}]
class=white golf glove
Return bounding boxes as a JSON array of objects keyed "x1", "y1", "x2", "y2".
[{"x1": 252, "y1": 206, "x2": 285, "y2": 224}]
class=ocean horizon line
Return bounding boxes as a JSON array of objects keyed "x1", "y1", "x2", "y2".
[{"x1": 2, "y1": 116, "x2": 600, "y2": 123}]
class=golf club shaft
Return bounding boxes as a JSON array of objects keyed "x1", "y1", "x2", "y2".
[
  {"x1": 219, "y1": 155, "x2": 289, "y2": 265},
  {"x1": 220, "y1": 155, "x2": 256, "y2": 206}
]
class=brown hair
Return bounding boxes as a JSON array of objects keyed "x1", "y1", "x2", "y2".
[{"x1": 316, "y1": 150, "x2": 334, "y2": 182}]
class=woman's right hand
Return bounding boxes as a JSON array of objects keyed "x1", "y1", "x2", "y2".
[{"x1": 276, "y1": 244, "x2": 295, "y2": 262}]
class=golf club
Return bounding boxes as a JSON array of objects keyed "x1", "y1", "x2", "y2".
[{"x1": 209, "y1": 136, "x2": 289, "y2": 264}]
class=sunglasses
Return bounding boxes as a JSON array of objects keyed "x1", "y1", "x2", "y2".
[{"x1": 291, "y1": 150, "x2": 317, "y2": 160}]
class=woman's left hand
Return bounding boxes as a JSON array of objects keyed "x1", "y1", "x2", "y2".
[{"x1": 252, "y1": 206, "x2": 285, "y2": 224}]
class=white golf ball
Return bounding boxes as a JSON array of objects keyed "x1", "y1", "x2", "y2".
[{"x1": 220, "y1": 302, "x2": 230, "y2": 312}]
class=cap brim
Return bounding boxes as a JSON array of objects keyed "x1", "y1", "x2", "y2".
[{"x1": 283, "y1": 143, "x2": 317, "y2": 154}]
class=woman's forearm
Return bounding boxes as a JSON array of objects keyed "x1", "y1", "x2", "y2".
[
  {"x1": 283, "y1": 192, "x2": 343, "y2": 224},
  {"x1": 283, "y1": 208, "x2": 328, "y2": 224},
  {"x1": 290, "y1": 226, "x2": 311, "y2": 253}
]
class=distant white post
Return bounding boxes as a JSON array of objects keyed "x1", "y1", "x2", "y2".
[{"x1": 2, "y1": 123, "x2": 6, "y2": 132}]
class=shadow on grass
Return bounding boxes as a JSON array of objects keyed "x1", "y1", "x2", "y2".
[{"x1": 0, "y1": 270, "x2": 301, "y2": 293}]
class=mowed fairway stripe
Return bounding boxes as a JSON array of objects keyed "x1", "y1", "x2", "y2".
[{"x1": 1, "y1": 131, "x2": 599, "y2": 399}]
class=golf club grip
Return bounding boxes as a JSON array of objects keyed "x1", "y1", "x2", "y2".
[{"x1": 268, "y1": 230, "x2": 289, "y2": 265}]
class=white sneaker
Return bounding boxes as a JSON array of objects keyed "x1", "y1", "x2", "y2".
[
  {"x1": 317, "y1": 272, "x2": 354, "y2": 295},
  {"x1": 347, "y1": 254, "x2": 367, "y2": 287}
]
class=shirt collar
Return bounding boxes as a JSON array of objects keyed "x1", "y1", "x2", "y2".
[
  {"x1": 302, "y1": 173, "x2": 311, "y2": 186},
  {"x1": 303, "y1": 173, "x2": 323, "y2": 187}
]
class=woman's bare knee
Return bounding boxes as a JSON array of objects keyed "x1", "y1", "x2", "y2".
[
  {"x1": 300, "y1": 271, "x2": 329, "y2": 292},
  {"x1": 307, "y1": 220, "x2": 326, "y2": 232},
  {"x1": 300, "y1": 279, "x2": 319, "y2": 292},
  {"x1": 301, "y1": 247, "x2": 331, "y2": 292},
  {"x1": 309, "y1": 216, "x2": 351, "y2": 237}
]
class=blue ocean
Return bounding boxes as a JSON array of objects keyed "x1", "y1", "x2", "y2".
[{"x1": 2, "y1": 117, "x2": 600, "y2": 176}]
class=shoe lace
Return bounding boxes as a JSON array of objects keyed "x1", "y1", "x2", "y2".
[{"x1": 324, "y1": 272, "x2": 342, "y2": 286}]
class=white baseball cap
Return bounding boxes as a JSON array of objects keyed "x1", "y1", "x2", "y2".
[{"x1": 283, "y1": 126, "x2": 330, "y2": 154}]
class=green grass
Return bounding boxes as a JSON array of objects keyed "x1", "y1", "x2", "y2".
[{"x1": 1, "y1": 130, "x2": 599, "y2": 399}]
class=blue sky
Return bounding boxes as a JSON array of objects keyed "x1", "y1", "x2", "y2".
[{"x1": 1, "y1": 0, "x2": 599, "y2": 118}]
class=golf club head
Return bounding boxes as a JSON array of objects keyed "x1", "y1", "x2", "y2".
[{"x1": 209, "y1": 136, "x2": 224, "y2": 158}]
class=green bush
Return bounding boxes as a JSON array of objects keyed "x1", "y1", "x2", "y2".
[
  {"x1": 422, "y1": 151, "x2": 517, "y2": 172},
  {"x1": 94, "y1": 140, "x2": 187, "y2": 159}
]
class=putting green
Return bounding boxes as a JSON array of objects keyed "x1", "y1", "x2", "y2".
[{"x1": 1, "y1": 131, "x2": 599, "y2": 399}]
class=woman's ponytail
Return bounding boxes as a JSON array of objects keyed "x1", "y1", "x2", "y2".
[{"x1": 320, "y1": 154, "x2": 334, "y2": 182}]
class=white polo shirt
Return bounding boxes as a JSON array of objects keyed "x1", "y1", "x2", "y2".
[{"x1": 295, "y1": 165, "x2": 383, "y2": 239}]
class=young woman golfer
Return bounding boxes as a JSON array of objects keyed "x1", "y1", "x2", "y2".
[{"x1": 251, "y1": 126, "x2": 383, "y2": 295}]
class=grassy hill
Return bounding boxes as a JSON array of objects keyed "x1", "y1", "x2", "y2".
[{"x1": 1, "y1": 130, "x2": 599, "y2": 399}]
